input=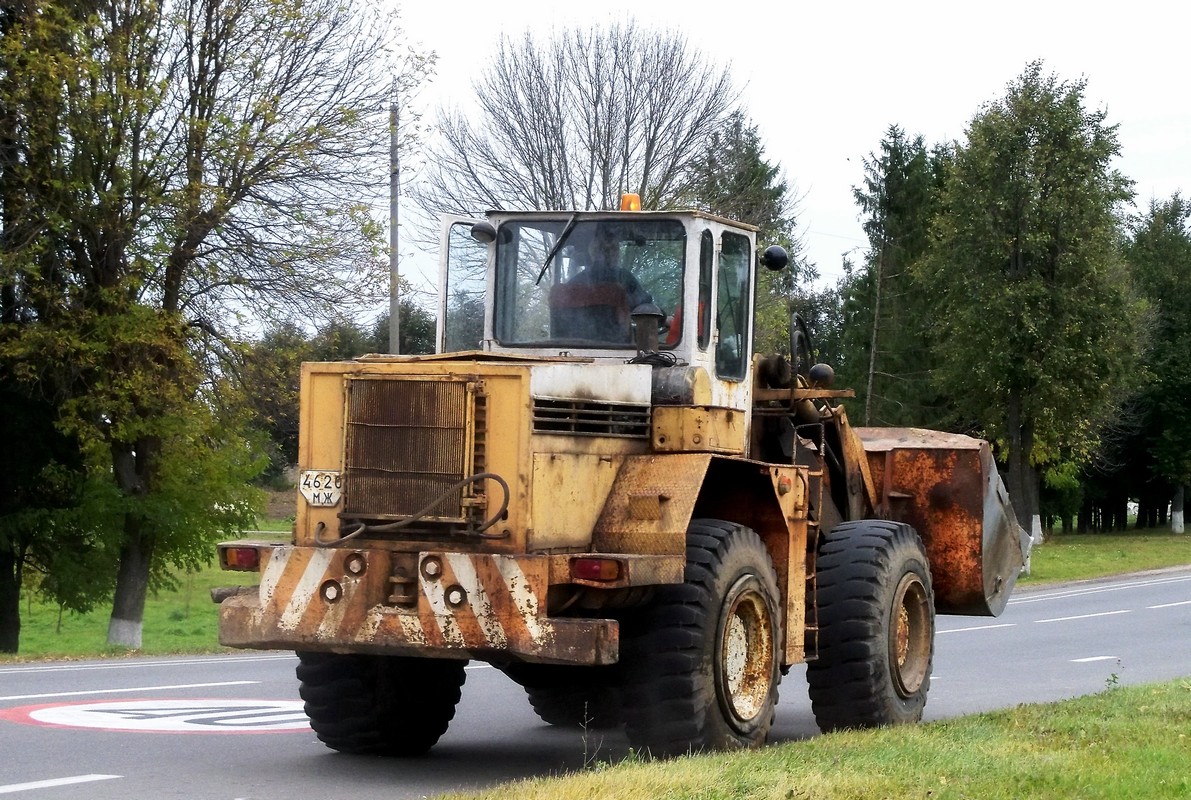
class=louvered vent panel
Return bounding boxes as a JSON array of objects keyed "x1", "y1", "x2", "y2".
[{"x1": 531, "y1": 398, "x2": 650, "y2": 439}]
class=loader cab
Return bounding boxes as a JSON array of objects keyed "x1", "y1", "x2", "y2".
[{"x1": 438, "y1": 206, "x2": 773, "y2": 412}]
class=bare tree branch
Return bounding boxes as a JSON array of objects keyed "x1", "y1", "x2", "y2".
[{"x1": 413, "y1": 20, "x2": 740, "y2": 223}]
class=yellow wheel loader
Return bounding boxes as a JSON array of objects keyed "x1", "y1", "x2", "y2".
[{"x1": 216, "y1": 198, "x2": 1030, "y2": 757}]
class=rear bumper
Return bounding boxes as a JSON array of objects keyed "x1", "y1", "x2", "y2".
[{"x1": 217, "y1": 545, "x2": 619, "y2": 665}]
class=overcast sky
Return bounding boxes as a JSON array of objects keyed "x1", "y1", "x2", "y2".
[{"x1": 391, "y1": 0, "x2": 1189, "y2": 288}]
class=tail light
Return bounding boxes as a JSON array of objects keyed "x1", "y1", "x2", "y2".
[
  {"x1": 570, "y1": 557, "x2": 622, "y2": 582},
  {"x1": 220, "y1": 545, "x2": 262, "y2": 571}
]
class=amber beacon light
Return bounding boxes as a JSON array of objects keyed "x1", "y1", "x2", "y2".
[{"x1": 620, "y1": 193, "x2": 641, "y2": 211}]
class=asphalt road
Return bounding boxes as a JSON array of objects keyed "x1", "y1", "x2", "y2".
[{"x1": 1, "y1": 567, "x2": 1188, "y2": 799}]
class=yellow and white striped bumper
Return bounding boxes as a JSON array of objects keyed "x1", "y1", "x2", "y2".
[{"x1": 218, "y1": 546, "x2": 618, "y2": 665}]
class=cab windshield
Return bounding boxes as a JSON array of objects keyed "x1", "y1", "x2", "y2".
[{"x1": 493, "y1": 219, "x2": 684, "y2": 348}]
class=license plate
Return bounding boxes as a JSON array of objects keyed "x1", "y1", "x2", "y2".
[{"x1": 299, "y1": 470, "x2": 342, "y2": 507}]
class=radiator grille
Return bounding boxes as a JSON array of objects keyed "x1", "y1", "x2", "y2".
[
  {"x1": 343, "y1": 378, "x2": 477, "y2": 521},
  {"x1": 532, "y1": 398, "x2": 651, "y2": 438}
]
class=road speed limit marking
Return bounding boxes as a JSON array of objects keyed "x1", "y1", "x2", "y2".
[{"x1": 0, "y1": 699, "x2": 311, "y2": 733}]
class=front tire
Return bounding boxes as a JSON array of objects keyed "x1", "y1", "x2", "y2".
[
  {"x1": 806, "y1": 520, "x2": 934, "y2": 731},
  {"x1": 296, "y1": 652, "x2": 467, "y2": 755},
  {"x1": 619, "y1": 519, "x2": 782, "y2": 757}
]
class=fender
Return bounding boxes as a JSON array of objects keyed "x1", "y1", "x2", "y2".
[{"x1": 592, "y1": 452, "x2": 811, "y2": 664}]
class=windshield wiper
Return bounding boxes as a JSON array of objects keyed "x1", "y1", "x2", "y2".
[{"x1": 535, "y1": 213, "x2": 579, "y2": 285}]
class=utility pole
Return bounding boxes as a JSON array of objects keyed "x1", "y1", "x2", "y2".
[
  {"x1": 863, "y1": 241, "x2": 885, "y2": 426},
  {"x1": 388, "y1": 84, "x2": 400, "y2": 354}
]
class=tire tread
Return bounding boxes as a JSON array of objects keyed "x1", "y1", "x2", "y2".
[
  {"x1": 806, "y1": 520, "x2": 934, "y2": 732},
  {"x1": 296, "y1": 652, "x2": 466, "y2": 756}
]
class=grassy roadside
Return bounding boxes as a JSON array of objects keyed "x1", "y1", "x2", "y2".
[
  {"x1": 436, "y1": 680, "x2": 1191, "y2": 800},
  {"x1": 13, "y1": 554, "x2": 253, "y2": 659},
  {"x1": 1018, "y1": 530, "x2": 1191, "y2": 584},
  {"x1": 3, "y1": 528, "x2": 1188, "y2": 661},
  {"x1": 6, "y1": 523, "x2": 288, "y2": 661}
]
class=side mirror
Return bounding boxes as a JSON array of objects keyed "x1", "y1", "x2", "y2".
[
  {"x1": 760, "y1": 245, "x2": 789, "y2": 271},
  {"x1": 470, "y1": 222, "x2": 497, "y2": 244}
]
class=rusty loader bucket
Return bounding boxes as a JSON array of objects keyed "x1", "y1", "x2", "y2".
[{"x1": 855, "y1": 428, "x2": 1031, "y2": 616}]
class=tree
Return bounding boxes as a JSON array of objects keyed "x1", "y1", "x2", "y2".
[
  {"x1": 1124, "y1": 195, "x2": 1191, "y2": 532},
  {"x1": 0, "y1": 0, "x2": 166, "y2": 652},
  {"x1": 238, "y1": 302, "x2": 436, "y2": 482},
  {"x1": 371, "y1": 301, "x2": 436, "y2": 356},
  {"x1": 691, "y1": 112, "x2": 796, "y2": 240},
  {"x1": 789, "y1": 282, "x2": 845, "y2": 369},
  {"x1": 846, "y1": 128, "x2": 949, "y2": 426},
  {"x1": 0, "y1": 386, "x2": 90, "y2": 652},
  {"x1": 415, "y1": 20, "x2": 739, "y2": 216},
  {"x1": 0, "y1": 0, "x2": 428, "y2": 650},
  {"x1": 916, "y1": 62, "x2": 1143, "y2": 531},
  {"x1": 234, "y1": 324, "x2": 311, "y2": 483},
  {"x1": 688, "y1": 111, "x2": 811, "y2": 356},
  {"x1": 414, "y1": 21, "x2": 821, "y2": 363}
]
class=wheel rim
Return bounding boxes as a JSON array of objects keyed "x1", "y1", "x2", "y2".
[
  {"x1": 889, "y1": 571, "x2": 931, "y2": 697},
  {"x1": 716, "y1": 575, "x2": 775, "y2": 729}
]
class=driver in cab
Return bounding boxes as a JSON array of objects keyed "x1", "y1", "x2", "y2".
[{"x1": 552, "y1": 225, "x2": 653, "y2": 342}]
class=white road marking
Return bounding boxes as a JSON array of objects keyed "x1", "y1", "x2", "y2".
[
  {"x1": 0, "y1": 654, "x2": 485, "y2": 681},
  {"x1": 1036, "y1": 610, "x2": 1131, "y2": 624},
  {"x1": 1010, "y1": 573, "x2": 1191, "y2": 605},
  {"x1": 8, "y1": 699, "x2": 310, "y2": 733},
  {"x1": 1071, "y1": 656, "x2": 1118, "y2": 663},
  {"x1": 1148, "y1": 600, "x2": 1191, "y2": 609},
  {"x1": 0, "y1": 654, "x2": 293, "y2": 675},
  {"x1": 0, "y1": 680, "x2": 258, "y2": 702},
  {"x1": 464, "y1": 663, "x2": 493, "y2": 671},
  {"x1": 938, "y1": 623, "x2": 1016, "y2": 634},
  {"x1": 0, "y1": 775, "x2": 121, "y2": 794}
]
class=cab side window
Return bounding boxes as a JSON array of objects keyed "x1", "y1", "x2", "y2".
[
  {"x1": 698, "y1": 230, "x2": 713, "y2": 350},
  {"x1": 443, "y1": 221, "x2": 487, "y2": 352},
  {"x1": 715, "y1": 232, "x2": 751, "y2": 380}
]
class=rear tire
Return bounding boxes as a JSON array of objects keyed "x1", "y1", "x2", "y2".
[
  {"x1": 806, "y1": 520, "x2": 934, "y2": 731},
  {"x1": 619, "y1": 519, "x2": 782, "y2": 757},
  {"x1": 296, "y1": 652, "x2": 466, "y2": 755},
  {"x1": 500, "y1": 663, "x2": 621, "y2": 729}
]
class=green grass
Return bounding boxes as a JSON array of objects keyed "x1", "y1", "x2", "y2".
[
  {"x1": 434, "y1": 680, "x2": 1191, "y2": 800},
  {"x1": 4, "y1": 529, "x2": 283, "y2": 661},
  {"x1": 252, "y1": 516, "x2": 294, "y2": 533},
  {"x1": 1020, "y1": 529, "x2": 1191, "y2": 584},
  {"x1": 9, "y1": 561, "x2": 251, "y2": 660}
]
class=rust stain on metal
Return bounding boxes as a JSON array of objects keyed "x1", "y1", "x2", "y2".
[
  {"x1": 885, "y1": 446, "x2": 983, "y2": 611},
  {"x1": 592, "y1": 453, "x2": 710, "y2": 554},
  {"x1": 651, "y1": 406, "x2": 747, "y2": 454},
  {"x1": 832, "y1": 407, "x2": 879, "y2": 518},
  {"x1": 627, "y1": 492, "x2": 663, "y2": 520},
  {"x1": 855, "y1": 427, "x2": 1022, "y2": 616},
  {"x1": 219, "y1": 546, "x2": 618, "y2": 664}
]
